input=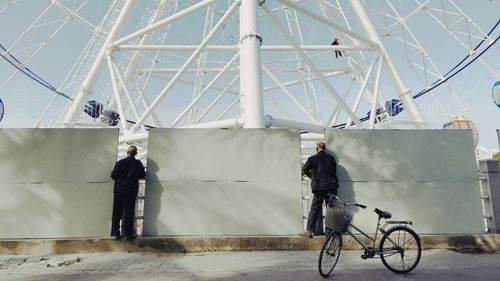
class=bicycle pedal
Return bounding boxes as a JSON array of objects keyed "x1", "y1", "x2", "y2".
[{"x1": 360, "y1": 254, "x2": 368, "y2": 260}]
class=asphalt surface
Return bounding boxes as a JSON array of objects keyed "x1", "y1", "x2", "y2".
[{"x1": 1, "y1": 249, "x2": 499, "y2": 281}]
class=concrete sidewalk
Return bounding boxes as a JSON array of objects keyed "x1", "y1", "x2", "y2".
[
  {"x1": 1, "y1": 249, "x2": 499, "y2": 281},
  {"x1": 1, "y1": 234, "x2": 499, "y2": 255}
]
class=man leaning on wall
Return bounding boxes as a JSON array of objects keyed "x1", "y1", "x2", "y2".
[
  {"x1": 110, "y1": 145, "x2": 146, "y2": 240},
  {"x1": 299, "y1": 142, "x2": 339, "y2": 238}
]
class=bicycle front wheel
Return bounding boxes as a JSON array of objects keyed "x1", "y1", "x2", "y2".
[
  {"x1": 318, "y1": 232, "x2": 342, "y2": 277},
  {"x1": 379, "y1": 226, "x2": 422, "y2": 274}
]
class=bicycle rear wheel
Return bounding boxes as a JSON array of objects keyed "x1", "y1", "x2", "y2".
[
  {"x1": 379, "y1": 226, "x2": 421, "y2": 274},
  {"x1": 318, "y1": 232, "x2": 342, "y2": 277}
]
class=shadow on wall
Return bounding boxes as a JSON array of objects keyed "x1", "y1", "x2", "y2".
[
  {"x1": 326, "y1": 149, "x2": 358, "y2": 216},
  {"x1": 143, "y1": 159, "x2": 164, "y2": 237},
  {"x1": 336, "y1": 167, "x2": 358, "y2": 213}
]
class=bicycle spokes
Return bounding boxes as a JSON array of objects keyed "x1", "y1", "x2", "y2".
[
  {"x1": 380, "y1": 227, "x2": 422, "y2": 274},
  {"x1": 318, "y1": 233, "x2": 342, "y2": 277}
]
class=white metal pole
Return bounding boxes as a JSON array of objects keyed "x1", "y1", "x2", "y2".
[
  {"x1": 140, "y1": 67, "x2": 347, "y2": 74},
  {"x1": 189, "y1": 7, "x2": 216, "y2": 125},
  {"x1": 328, "y1": 77, "x2": 355, "y2": 126},
  {"x1": 119, "y1": 132, "x2": 149, "y2": 144},
  {"x1": 267, "y1": 116, "x2": 325, "y2": 134},
  {"x1": 262, "y1": 65, "x2": 319, "y2": 124},
  {"x1": 301, "y1": 133, "x2": 326, "y2": 141},
  {"x1": 35, "y1": 94, "x2": 57, "y2": 128},
  {"x1": 113, "y1": 0, "x2": 219, "y2": 46},
  {"x1": 135, "y1": 84, "x2": 163, "y2": 127},
  {"x1": 423, "y1": 2, "x2": 497, "y2": 76},
  {"x1": 111, "y1": 60, "x2": 141, "y2": 120},
  {"x1": 131, "y1": 1, "x2": 239, "y2": 131},
  {"x1": 345, "y1": 55, "x2": 379, "y2": 129},
  {"x1": 118, "y1": 44, "x2": 371, "y2": 51},
  {"x1": 278, "y1": 0, "x2": 375, "y2": 46},
  {"x1": 240, "y1": 0, "x2": 265, "y2": 128},
  {"x1": 171, "y1": 52, "x2": 240, "y2": 127},
  {"x1": 218, "y1": 98, "x2": 240, "y2": 120},
  {"x1": 262, "y1": 3, "x2": 363, "y2": 128},
  {"x1": 63, "y1": 0, "x2": 136, "y2": 124},
  {"x1": 106, "y1": 54, "x2": 128, "y2": 131},
  {"x1": 265, "y1": 71, "x2": 348, "y2": 91},
  {"x1": 369, "y1": 56, "x2": 384, "y2": 128},
  {"x1": 121, "y1": 0, "x2": 170, "y2": 82},
  {"x1": 107, "y1": 0, "x2": 171, "y2": 111},
  {"x1": 195, "y1": 76, "x2": 240, "y2": 123},
  {"x1": 285, "y1": 9, "x2": 318, "y2": 121},
  {"x1": 183, "y1": 118, "x2": 241, "y2": 128},
  {"x1": 265, "y1": 92, "x2": 290, "y2": 118},
  {"x1": 350, "y1": 0, "x2": 425, "y2": 127},
  {"x1": 150, "y1": 74, "x2": 241, "y2": 95}
]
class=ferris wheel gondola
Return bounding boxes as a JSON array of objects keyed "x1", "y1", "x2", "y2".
[
  {"x1": 494, "y1": 80, "x2": 500, "y2": 108},
  {"x1": 0, "y1": 98, "x2": 4, "y2": 123}
]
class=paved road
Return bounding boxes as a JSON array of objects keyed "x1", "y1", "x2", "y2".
[{"x1": 1, "y1": 249, "x2": 499, "y2": 281}]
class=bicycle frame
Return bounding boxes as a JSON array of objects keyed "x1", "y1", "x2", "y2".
[{"x1": 344, "y1": 218, "x2": 413, "y2": 257}]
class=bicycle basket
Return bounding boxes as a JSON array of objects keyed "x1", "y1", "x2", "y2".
[{"x1": 325, "y1": 199, "x2": 353, "y2": 233}]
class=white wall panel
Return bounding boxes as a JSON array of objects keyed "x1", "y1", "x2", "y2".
[
  {"x1": 326, "y1": 129, "x2": 483, "y2": 234},
  {"x1": 143, "y1": 181, "x2": 302, "y2": 236},
  {"x1": 337, "y1": 181, "x2": 483, "y2": 234},
  {"x1": 0, "y1": 129, "x2": 118, "y2": 238},
  {"x1": 146, "y1": 129, "x2": 300, "y2": 182},
  {"x1": 0, "y1": 129, "x2": 118, "y2": 183},
  {"x1": 143, "y1": 129, "x2": 303, "y2": 236},
  {"x1": 0, "y1": 183, "x2": 114, "y2": 238},
  {"x1": 327, "y1": 130, "x2": 478, "y2": 182}
]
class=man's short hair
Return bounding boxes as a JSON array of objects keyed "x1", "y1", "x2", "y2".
[
  {"x1": 127, "y1": 145, "x2": 138, "y2": 156},
  {"x1": 316, "y1": 142, "x2": 326, "y2": 151}
]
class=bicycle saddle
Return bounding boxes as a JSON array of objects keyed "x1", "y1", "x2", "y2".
[{"x1": 374, "y1": 208, "x2": 392, "y2": 219}]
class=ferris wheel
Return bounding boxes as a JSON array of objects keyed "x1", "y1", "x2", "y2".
[{"x1": 0, "y1": 0, "x2": 498, "y2": 146}]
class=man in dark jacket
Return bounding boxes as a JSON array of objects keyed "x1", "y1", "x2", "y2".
[
  {"x1": 110, "y1": 145, "x2": 146, "y2": 240},
  {"x1": 299, "y1": 142, "x2": 339, "y2": 238},
  {"x1": 331, "y1": 38, "x2": 342, "y2": 58}
]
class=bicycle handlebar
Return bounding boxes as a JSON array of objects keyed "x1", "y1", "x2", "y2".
[{"x1": 328, "y1": 194, "x2": 367, "y2": 209}]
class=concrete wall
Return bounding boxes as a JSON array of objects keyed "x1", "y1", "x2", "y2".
[
  {"x1": 143, "y1": 129, "x2": 303, "y2": 236},
  {"x1": 325, "y1": 129, "x2": 484, "y2": 234},
  {"x1": 0, "y1": 128, "x2": 484, "y2": 238},
  {"x1": 0, "y1": 129, "x2": 118, "y2": 238}
]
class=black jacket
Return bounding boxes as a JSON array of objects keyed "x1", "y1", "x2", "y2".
[
  {"x1": 302, "y1": 150, "x2": 339, "y2": 194},
  {"x1": 111, "y1": 156, "x2": 146, "y2": 194}
]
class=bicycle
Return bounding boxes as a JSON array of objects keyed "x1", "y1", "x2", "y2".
[{"x1": 318, "y1": 195, "x2": 422, "y2": 277}]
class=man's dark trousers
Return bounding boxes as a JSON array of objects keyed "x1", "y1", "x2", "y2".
[
  {"x1": 111, "y1": 191, "x2": 137, "y2": 237},
  {"x1": 306, "y1": 191, "x2": 330, "y2": 233}
]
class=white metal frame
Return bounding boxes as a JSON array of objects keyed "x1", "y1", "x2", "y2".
[{"x1": 1, "y1": 0, "x2": 497, "y2": 145}]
